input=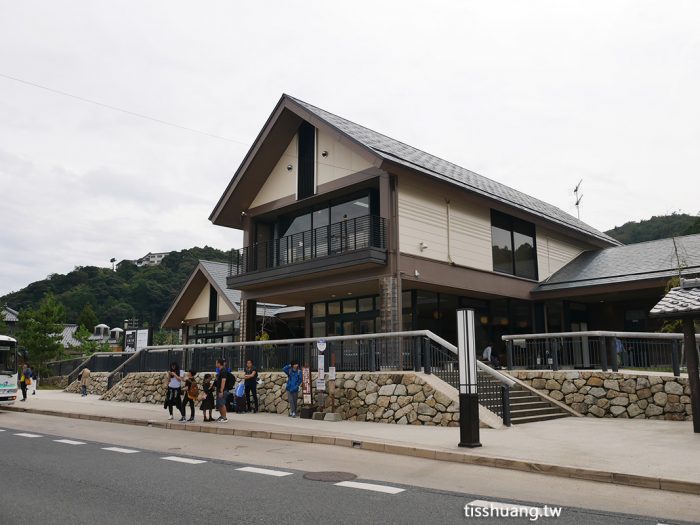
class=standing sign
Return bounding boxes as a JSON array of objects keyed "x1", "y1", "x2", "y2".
[
  {"x1": 124, "y1": 329, "x2": 150, "y2": 353},
  {"x1": 317, "y1": 338, "x2": 326, "y2": 353},
  {"x1": 457, "y1": 308, "x2": 482, "y2": 448},
  {"x1": 328, "y1": 366, "x2": 336, "y2": 380},
  {"x1": 317, "y1": 354, "x2": 325, "y2": 379},
  {"x1": 316, "y1": 378, "x2": 326, "y2": 391},
  {"x1": 302, "y1": 367, "x2": 312, "y2": 405}
]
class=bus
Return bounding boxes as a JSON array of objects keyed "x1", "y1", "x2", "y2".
[{"x1": 0, "y1": 335, "x2": 18, "y2": 405}]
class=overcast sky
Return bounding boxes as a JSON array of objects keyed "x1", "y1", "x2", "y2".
[{"x1": 1, "y1": 1, "x2": 699, "y2": 296}]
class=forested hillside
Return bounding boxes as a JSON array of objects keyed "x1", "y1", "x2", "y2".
[
  {"x1": 605, "y1": 213, "x2": 700, "y2": 244},
  {"x1": 0, "y1": 247, "x2": 229, "y2": 328}
]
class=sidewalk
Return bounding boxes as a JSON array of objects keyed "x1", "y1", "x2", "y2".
[{"x1": 3, "y1": 390, "x2": 699, "y2": 494}]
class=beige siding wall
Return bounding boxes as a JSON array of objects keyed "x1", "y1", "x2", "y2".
[
  {"x1": 536, "y1": 227, "x2": 592, "y2": 279},
  {"x1": 185, "y1": 285, "x2": 209, "y2": 321},
  {"x1": 218, "y1": 294, "x2": 233, "y2": 316},
  {"x1": 251, "y1": 135, "x2": 298, "y2": 208},
  {"x1": 250, "y1": 128, "x2": 374, "y2": 208},
  {"x1": 398, "y1": 177, "x2": 492, "y2": 271},
  {"x1": 316, "y1": 128, "x2": 374, "y2": 185}
]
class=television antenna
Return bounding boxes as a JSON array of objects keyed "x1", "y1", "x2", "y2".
[{"x1": 573, "y1": 179, "x2": 584, "y2": 219}]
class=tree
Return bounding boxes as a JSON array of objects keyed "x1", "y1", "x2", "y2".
[
  {"x1": 152, "y1": 329, "x2": 181, "y2": 346},
  {"x1": 76, "y1": 303, "x2": 98, "y2": 332},
  {"x1": 16, "y1": 293, "x2": 66, "y2": 373},
  {"x1": 73, "y1": 325, "x2": 110, "y2": 354},
  {"x1": 0, "y1": 310, "x2": 8, "y2": 336}
]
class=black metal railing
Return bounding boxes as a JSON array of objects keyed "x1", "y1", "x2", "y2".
[
  {"x1": 229, "y1": 215, "x2": 387, "y2": 276},
  {"x1": 46, "y1": 357, "x2": 86, "y2": 377},
  {"x1": 503, "y1": 331, "x2": 689, "y2": 376},
  {"x1": 102, "y1": 331, "x2": 514, "y2": 425},
  {"x1": 65, "y1": 352, "x2": 133, "y2": 384}
]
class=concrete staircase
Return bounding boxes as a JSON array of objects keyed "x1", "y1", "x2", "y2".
[{"x1": 508, "y1": 386, "x2": 571, "y2": 424}]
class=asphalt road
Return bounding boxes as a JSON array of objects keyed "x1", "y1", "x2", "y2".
[{"x1": 0, "y1": 424, "x2": 691, "y2": 525}]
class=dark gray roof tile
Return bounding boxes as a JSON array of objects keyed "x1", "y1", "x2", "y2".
[
  {"x1": 535, "y1": 234, "x2": 700, "y2": 292},
  {"x1": 288, "y1": 95, "x2": 619, "y2": 246}
]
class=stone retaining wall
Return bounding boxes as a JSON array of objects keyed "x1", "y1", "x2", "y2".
[
  {"x1": 508, "y1": 371, "x2": 692, "y2": 420},
  {"x1": 65, "y1": 372, "x2": 110, "y2": 396},
  {"x1": 100, "y1": 371, "x2": 460, "y2": 426}
]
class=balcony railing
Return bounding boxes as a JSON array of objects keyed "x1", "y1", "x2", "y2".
[
  {"x1": 229, "y1": 215, "x2": 387, "y2": 276},
  {"x1": 502, "y1": 330, "x2": 699, "y2": 376}
]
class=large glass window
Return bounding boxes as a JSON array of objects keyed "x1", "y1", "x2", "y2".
[{"x1": 491, "y1": 210, "x2": 538, "y2": 280}]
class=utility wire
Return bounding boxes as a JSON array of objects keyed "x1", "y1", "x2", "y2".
[{"x1": 0, "y1": 72, "x2": 248, "y2": 145}]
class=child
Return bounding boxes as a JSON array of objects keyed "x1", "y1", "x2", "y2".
[
  {"x1": 234, "y1": 381, "x2": 246, "y2": 414},
  {"x1": 200, "y1": 373, "x2": 215, "y2": 422},
  {"x1": 183, "y1": 370, "x2": 198, "y2": 422}
]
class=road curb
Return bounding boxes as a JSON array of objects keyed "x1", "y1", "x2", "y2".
[{"x1": 3, "y1": 405, "x2": 698, "y2": 496}]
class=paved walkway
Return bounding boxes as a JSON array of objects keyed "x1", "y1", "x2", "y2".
[{"x1": 4, "y1": 390, "x2": 699, "y2": 493}]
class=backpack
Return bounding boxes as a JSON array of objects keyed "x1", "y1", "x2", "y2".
[{"x1": 187, "y1": 381, "x2": 199, "y2": 400}]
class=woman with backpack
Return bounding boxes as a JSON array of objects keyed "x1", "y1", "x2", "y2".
[
  {"x1": 183, "y1": 370, "x2": 198, "y2": 422},
  {"x1": 282, "y1": 361, "x2": 303, "y2": 417},
  {"x1": 164, "y1": 362, "x2": 186, "y2": 422}
]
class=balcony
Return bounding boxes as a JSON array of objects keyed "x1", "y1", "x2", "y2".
[{"x1": 228, "y1": 215, "x2": 387, "y2": 287}]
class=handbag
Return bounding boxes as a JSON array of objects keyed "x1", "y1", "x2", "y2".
[
  {"x1": 26, "y1": 378, "x2": 32, "y2": 386},
  {"x1": 197, "y1": 391, "x2": 207, "y2": 401}
]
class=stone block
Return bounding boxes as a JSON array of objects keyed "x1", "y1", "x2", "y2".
[
  {"x1": 610, "y1": 405, "x2": 627, "y2": 416},
  {"x1": 378, "y1": 384, "x2": 395, "y2": 396},
  {"x1": 627, "y1": 403, "x2": 642, "y2": 417},
  {"x1": 324, "y1": 412, "x2": 343, "y2": 422},
  {"x1": 636, "y1": 377, "x2": 650, "y2": 390},
  {"x1": 653, "y1": 392, "x2": 668, "y2": 406},
  {"x1": 645, "y1": 404, "x2": 663, "y2": 417},
  {"x1": 588, "y1": 405, "x2": 605, "y2": 417},
  {"x1": 545, "y1": 379, "x2": 561, "y2": 390},
  {"x1": 620, "y1": 379, "x2": 637, "y2": 394},
  {"x1": 664, "y1": 382, "x2": 683, "y2": 395},
  {"x1": 561, "y1": 380, "x2": 577, "y2": 394},
  {"x1": 637, "y1": 388, "x2": 652, "y2": 400},
  {"x1": 532, "y1": 378, "x2": 547, "y2": 389},
  {"x1": 589, "y1": 387, "x2": 606, "y2": 398},
  {"x1": 603, "y1": 379, "x2": 620, "y2": 391},
  {"x1": 549, "y1": 390, "x2": 564, "y2": 401},
  {"x1": 587, "y1": 377, "x2": 604, "y2": 387}
]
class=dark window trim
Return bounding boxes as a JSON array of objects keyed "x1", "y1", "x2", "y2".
[
  {"x1": 297, "y1": 122, "x2": 316, "y2": 199},
  {"x1": 208, "y1": 285, "x2": 218, "y2": 322},
  {"x1": 490, "y1": 210, "x2": 538, "y2": 280}
]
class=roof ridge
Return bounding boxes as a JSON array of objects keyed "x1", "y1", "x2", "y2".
[{"x1": 285, "y1": 94, "x2": 618, "y2": 246}]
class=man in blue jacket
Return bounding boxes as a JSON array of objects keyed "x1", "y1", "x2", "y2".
[{"x1": 282, "y1": 361, "x2": 303, "y2": 417}]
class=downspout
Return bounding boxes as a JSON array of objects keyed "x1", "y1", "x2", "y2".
[
  {"x1": 392, "y1": 175, "x2": 402, "y2": 329},
  {"x1": 445, "y1": 198, "x2": 454, "y2": 265}
]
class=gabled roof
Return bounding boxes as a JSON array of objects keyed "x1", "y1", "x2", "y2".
[
  {"x1": 650, "y1": 278, "x2": 700, "y2": 318},
  {"x1": 2, "y1": 306, "x2": 18, "y2": 323},
  {"x1": 534, "y1": 234, "x2": 700, "y2": 293},
  {"x1": 60, "y1": 324, "x2": 81, "y2": 348},
  {"x1": 210, "y1": 94, "x2": 618, "y2": 246},
  {"x1": 161, "y1": 260, "x2": 288, "y2": 328}
]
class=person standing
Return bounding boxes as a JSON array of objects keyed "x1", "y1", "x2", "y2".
[
  {"x1": 79, "y1": 367, "x2": 91, "y2": 397},
  {"x1": 282, "y1": 361, "x2": 302, "y2": 417},
  {"x1": 243, "y1": 359, "x2": 259, "y2": 413},
  {"x1": 19, "y1": 364, "x2": 30, "y2": 402},
  {"x1": 200, "y1": 373, "x2": 215, "y2": 422},
  {"x1": 164, "y1": 362, "x2": 186, "y2": 422},
  {"x1": 214, "y1": 358, "x2": 232, "y2": 423},
  {"x1": 183, "y1": 370, "x2": 198, "y2": 422}
]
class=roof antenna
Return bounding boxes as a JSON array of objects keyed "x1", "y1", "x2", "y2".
[{"x1": 573, "y1": 179, "x2": 584, "y2": 219}]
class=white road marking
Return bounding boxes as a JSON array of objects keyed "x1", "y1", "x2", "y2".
[
  {"x1": 335, "y1": 481, "x2": 405, "y2": 494},
  {"x1": 101, "y1": 447, "x2": 140, "y2": 454},
  {"x1": 14, "y1": 433, "x2": 42, "y2": 438},
  {"x1": 162, "y1": 456, "x2": 207, "y2": 464},
  {"x1": 236, "y1": 466, "x2": 293, "y2": 477},
  {"x1": 54, "y1": 439, "x2": 86, "y2": 445},
  {"x1": 0, "y1": 429, "x2": 6, "y2": 432}
]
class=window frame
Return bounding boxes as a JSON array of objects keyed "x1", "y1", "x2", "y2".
[{"x1": 490, "y1": 210, "x2": 538, "y2": 280}]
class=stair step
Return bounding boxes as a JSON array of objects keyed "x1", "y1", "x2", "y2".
[
  {"x1": 510, "y1": 407, "x2": 565, "y2": 418},
  {"x1": 511, "y1": 413, "x2": 570, "y2": 424},
  {"x1": 510, "y1": 401, "x2": 551, "y2": 410}
]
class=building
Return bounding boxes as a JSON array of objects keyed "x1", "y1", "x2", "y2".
[
  {"x1": 161, "y1": 260, "x2": 304, "y2": 344},
  {"x1": 117, "y1": 251, "x2": 171, "y2": 269},
  {"x1": 207, "y1": 94, "x2": 630, "y2": 351},
  {"x1": 1, "y1": 306, "x2": 18, "y2": 335}
]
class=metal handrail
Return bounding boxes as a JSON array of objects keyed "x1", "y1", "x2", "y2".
[
  {"x1": 141, "y1": 330, "x2": 515, "y2": 387},
  {"x1": 502, "y1": 330, "x2": 694, "y2": 341}
]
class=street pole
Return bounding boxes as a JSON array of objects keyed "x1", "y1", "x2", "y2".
[
  {"x1": 457, "y1": 308, "x2": 481, "y2": 448},
  {"x1": 683, "y1": 319, "x2": 700, "y2": 433}
]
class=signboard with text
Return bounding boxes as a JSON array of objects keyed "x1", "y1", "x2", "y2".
[{"x1": 302, "y1": 366, "x2": 311, "y2": 405}]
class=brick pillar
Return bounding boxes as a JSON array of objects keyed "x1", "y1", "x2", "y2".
[
  {"x1": 239, "y1": 299, "x2": 257, "y2": 342},
  {"x1": 378, "y1": 276, "x2": 399, "y2": 333}
]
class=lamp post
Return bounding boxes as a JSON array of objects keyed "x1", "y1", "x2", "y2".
[{"x1": 457, "y1": 308, "x2": 481, "y2": 448}]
